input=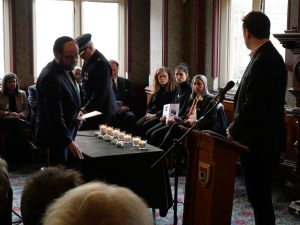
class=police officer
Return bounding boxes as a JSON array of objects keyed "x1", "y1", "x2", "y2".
[{"x1": 75, "y1": 33, "x2": 117, "y2": 130}]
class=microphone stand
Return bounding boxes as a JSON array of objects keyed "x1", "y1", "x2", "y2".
[{"x1": 151, "y1": 96, "x2": 223, "y2": 225}]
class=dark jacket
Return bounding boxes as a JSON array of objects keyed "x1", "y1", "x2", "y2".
[
  {"x1": 172, "y1": 81, "x2": 192, "y2": 117},
  {"x1": 182, "y1": 93, "x2": 217, "y2": 130},
  {"x1": 81, "y1": 50, "x2": 117, "y2": 122},
  {"x1": 146, "y1": 87, "x2": 173, "y2": 117},
  {"x1": 229, "y1": 41, "x2": 287, "y2": 156},
  {"x1": 114, "y1": 76, "x2": 135, "y2": 110},
  {"x1": 36, "y1": 60, "x2": 81, "y2": 147}
]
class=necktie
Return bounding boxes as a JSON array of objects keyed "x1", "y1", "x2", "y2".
[
  {"x1": 188, "y1": 98, "x2": 198, "y2": 116},
  {"x1": 112, "y1": 79, "x2": 118, "y2": 95}
]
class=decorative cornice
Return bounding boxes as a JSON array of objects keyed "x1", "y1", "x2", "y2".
[{"x1": 273, "y1": 32, "x2": 300, "y2": 54}]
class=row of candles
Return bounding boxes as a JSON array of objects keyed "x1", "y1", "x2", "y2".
[{"x1": 99, "y1": 124, "x2": 147, "y2": 149}]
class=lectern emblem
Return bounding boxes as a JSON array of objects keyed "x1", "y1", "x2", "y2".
[{"x1": 199, "y1": 162, "x2": 211, "y2": 187}]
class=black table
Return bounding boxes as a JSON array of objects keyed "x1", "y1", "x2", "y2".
[{"x1": 76, "y1": 130, "x2": 173, "y2": 217}]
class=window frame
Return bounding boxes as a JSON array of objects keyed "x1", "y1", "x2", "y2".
[
  {"x1": 216, "y1": 0, "x2": 288, "y2": 90},
  {"x1": 0, "y1": 0, "x2": 12, "y2": 78},
  {"x1": 33, "y1": 0, "x2": 125, "y2": 79}
]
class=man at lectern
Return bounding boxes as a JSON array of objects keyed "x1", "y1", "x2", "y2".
[{"x1": 227, "y1": 11, "x2": 287, "y2": 225}]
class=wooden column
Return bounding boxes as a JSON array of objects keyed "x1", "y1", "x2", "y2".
[{"x1": 274, "y1": 32, "x2": 300, "y2": 199}]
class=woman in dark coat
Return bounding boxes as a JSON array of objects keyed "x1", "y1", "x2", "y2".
[{"x1": 135, "y1": 66, "x2": 176, "y2": 138}]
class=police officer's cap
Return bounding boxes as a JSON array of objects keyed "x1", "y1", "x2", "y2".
[{"x1": 75, "y1": 33, "x2": 92, "y2": 51}]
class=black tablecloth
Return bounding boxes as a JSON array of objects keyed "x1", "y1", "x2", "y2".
[{"x1": 76, "y1": 130, "x2": 173, "y2": 217}]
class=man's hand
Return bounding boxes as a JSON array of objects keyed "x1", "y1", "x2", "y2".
[{"x1": 67, "y1": 141, "x2": 84, "y2": 159}]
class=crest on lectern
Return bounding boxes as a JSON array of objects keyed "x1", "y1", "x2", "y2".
[{"x1": 199, "y1": 161, "x2": 211, "y2": 187}]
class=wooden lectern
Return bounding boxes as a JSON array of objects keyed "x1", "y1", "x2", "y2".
[{"x1": 182, "y1": 129, "x2": 248, "y2": 225}]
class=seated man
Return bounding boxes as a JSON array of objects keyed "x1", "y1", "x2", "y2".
[
  {"x1": 42, "y1": 181, "x2": 153, "y2": 225},
  {"x1": 109, "y1": 59, "x2": 136, "y2": 133},
  {"x1": 73, "y1": 67, "x2": 84, "y2": 105},
  {"x1": 21, "y1": 166, "x2": 84, "y2": 225}
]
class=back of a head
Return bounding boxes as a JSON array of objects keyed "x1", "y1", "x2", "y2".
[
  {"x1": 42, "y1": 182, "x2": 153, "y2": 225},
  {"x1": 21, "y1": 166, "x2": 84, "y2": 225},
  {"x1": 242, "y1": 11, "x2": 270, "y2": 39},
  {"x1": 0, "y1": 157, "x2": 12, "y2": 225}
]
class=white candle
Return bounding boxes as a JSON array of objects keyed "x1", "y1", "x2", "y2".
[
  {"x1": 138, "y1": 140, "x2": 147, "y2": 149},
  {"x1": 132, "y1": 136, "x2": 141, "y2": 146},
  {"x1": 112, "y1": 129, "x2": 120, "y2": 139},
  {"x1": 118, "y1": 131, "x2": 125, "y2": 141},
  {"x1": 124, "y1": 134, "x2": 132, "y2": 143},
  {"x1": 106, "y1": 126, "x2": 113, "y2": 135},
  {"x1": 99, "y1": 124, "x2": 107, "y2": 135}
]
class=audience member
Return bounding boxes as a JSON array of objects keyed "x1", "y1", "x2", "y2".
[
  {"x1": 0, "y1": 157, "x2": 12, "y2": 225},
  {"x1": 227, "y1": 11, "x2": 287, "y2": 225},
  {"x1": 0, "y1": 72, "x2": 37, "y2": 158},
  {"x1": 109, "y1": 59, "x2": 136, "y2": 133},
  {"x1": 36, "y1": 36, "x2": 84, "y2": 166},
  {"x1": 136, "y1": 66, "x2": 175, "y2": 138},
  {"x1": 75, "y1": 33, "x2": 117, "y2": 130},
  {"x1": 42, "y1": 181, "x2": 153, "y2": 225},
  {"x1": 21, "y1": 166, "x2": 84, "y2": 225},
  {"x1": 73, "y1": 66, "x2": 84, "y2": 104},
  {"x1": 146, "y1": 63, "x2": 192, "y2": 146}
]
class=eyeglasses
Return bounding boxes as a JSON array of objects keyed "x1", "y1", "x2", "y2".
[{"x1": 62, "y1": 54, "x2": 79, "y2": 60}]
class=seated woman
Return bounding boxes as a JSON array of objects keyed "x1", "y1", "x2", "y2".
[
  {"x1": 135, "y1": 66, "x2": 176, "y2": 137},
  {"x1": 146, "y1": 63, "x2": 192, "y2": 146},
  {"x1": 0, "y1": 73, "x2": 36, "y2": 160},
  {"x1": 159, "y1": 74, "x2": 217, "y2": 152}
]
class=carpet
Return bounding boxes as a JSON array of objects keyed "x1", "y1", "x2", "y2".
[{"x1": 9, "y1": 165, "x2": 300, "y2": 225}]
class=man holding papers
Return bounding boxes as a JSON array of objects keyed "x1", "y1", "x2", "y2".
[{"x1": 36, "y1": 36, "x2": 84, "y2": 166}]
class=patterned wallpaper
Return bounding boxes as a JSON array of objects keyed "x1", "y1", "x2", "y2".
[
  {"x1": 168, "y1": 0, "x2": 195, "y2": 78},
  {"x1": 13, "y1": 0, "x2": 34, "y2": 88},
  {"x1": 129, "y1": 0, "x2": 150, "y2": 86}
]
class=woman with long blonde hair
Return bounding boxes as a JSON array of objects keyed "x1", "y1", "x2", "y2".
[{"x1": 135, "y1": 66, "x2": 175, "y2": 137}]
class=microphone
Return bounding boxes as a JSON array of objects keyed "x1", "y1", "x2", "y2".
[{"x1": 212, "y1": 81, "x2": 235, "y2": 103}]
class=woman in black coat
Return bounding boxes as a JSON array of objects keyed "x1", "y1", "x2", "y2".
[{"x1": 135, "y1": 66, "x2": 175, "y2": 138}]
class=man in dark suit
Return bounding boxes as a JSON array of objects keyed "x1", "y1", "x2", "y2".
[
  {"x1": 75, "y1": 33, "x2": 117, "y2": 130},
  {"x1": 36, "y1": 36, "x2": 84, "y2": 166},
  {"x1": 227, "y1": 12, "x2": 287, "y2": 225},
  {"x1": 109, "y1": 59, "x2": 136, "y2": 133}
]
